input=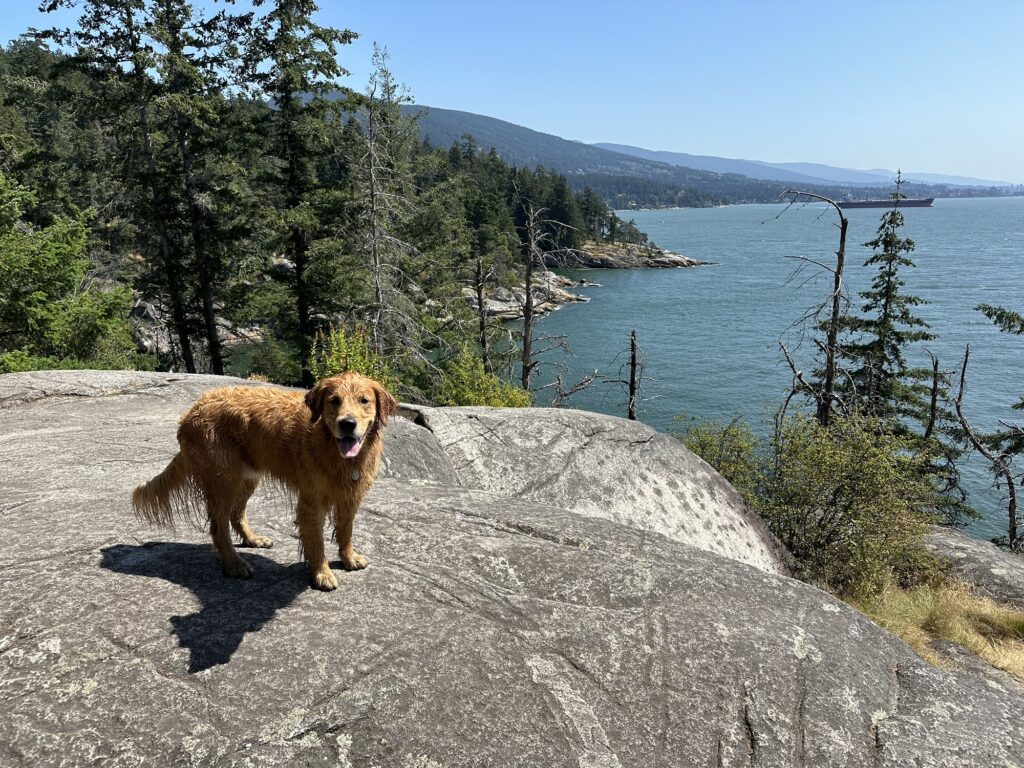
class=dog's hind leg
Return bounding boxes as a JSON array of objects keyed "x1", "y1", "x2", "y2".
[
  {"x1": 202, "y1": 477, "x2": 253, "y2": 579},
  {"x1": 230, "y1": 476, "x2": 273, "y2": 549}
]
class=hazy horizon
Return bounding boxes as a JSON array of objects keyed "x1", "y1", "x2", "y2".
[{"x1": 5, "y1": 0, "x2": 1022, "y2": 183}]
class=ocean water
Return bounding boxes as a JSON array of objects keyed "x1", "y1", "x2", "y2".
[{"x1": 537, "y1": 197, "x2": 1024, "y2": 541}]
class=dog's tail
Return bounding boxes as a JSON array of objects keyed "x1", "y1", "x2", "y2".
[{"x1": 132, "y1": 453, "x2": 201, "y2": 528}]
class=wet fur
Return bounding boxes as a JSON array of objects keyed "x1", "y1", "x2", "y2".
[{"x1": 132, "y1": 373, "x2": 398, "y2": 591}]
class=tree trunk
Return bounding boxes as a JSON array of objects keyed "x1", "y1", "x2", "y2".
[
  {"x1": 475, "y1": 255, "x2": 491, "y2": 375},
  {"x1": 924, "y1": 353, "x2": 940, "y2": 440},
  {"x1": 521, "y1": 238, "x2": 535, "y2": 391},
  {"x1": 784, "y1": 191, "x2": 848, "y2": 426},
  {"x1": 818, "y1": 212, "x2": 847, "y2": 426},
  {"x1": 628, "y1": 329, "x2": 638, "y2": 420},
  {"x1": 956, "y1": 346, "x2": 1019, "y2": 549},
  {"x1": 176, "y1": 116, "x2": 223, "y2": 375},
  {"x1": 281, "y1": 93, "x2": 315, "y2": 386}
]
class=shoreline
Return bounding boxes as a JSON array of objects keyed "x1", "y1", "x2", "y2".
[{"x1": 546, "y1": 240, "x2": 712, "y2": 270}]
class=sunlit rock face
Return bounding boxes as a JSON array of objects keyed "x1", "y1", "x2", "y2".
[{"x1": 2, "y1": 370, "x2": 1022, "y2": 768}]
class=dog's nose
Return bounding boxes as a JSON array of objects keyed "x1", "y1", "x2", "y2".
[{"x1": 338, "y1": 416, "x2": 358, "y2": 434}]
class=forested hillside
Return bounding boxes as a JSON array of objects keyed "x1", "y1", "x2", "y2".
[
  {"x1": 407, "y1": 104, "x2": 1022, "y2": 208},
  {"x1": 0, "y1": 3, "x2": 646, "y2": 401}
]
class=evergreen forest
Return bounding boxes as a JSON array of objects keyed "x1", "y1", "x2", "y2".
[{"x1": 0, "y1": 1, "x2": 647, "y2": 402}]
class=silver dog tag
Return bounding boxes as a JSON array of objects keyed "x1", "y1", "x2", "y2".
[{"x1": 351, "y1": 469, "x2": 361, "y2": 482}]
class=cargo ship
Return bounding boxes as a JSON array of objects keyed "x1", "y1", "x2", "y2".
[{"x1": 840, "y1": 197, "x2": 935, "y2": 209}]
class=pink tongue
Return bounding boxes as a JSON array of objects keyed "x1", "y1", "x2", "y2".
[{"x1": 339, "y1": 437, "x2": 362, "y2": 458}]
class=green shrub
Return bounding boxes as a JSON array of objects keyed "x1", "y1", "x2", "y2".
[
  {"x1": 0, "y1": 171, "x2": 149, "y2": 372},
  {"x1": 0, "y1": 350, "x2": 79, "y2": 373},
  {"x1": 683, "y1": 414, "x2": 942, "y2": 599},
  {"x1": 309, "y1": 325, "x2": 400, "y2": 393},
  {"x1": 679, "y1": 417, "x2": 759, "y2": 507},
  {"x1": 762, "y1": 416, "x2": 941, "y2": 598},
  {"x1": 436, "y1": 348, "x2": 532, "y2": 408}
]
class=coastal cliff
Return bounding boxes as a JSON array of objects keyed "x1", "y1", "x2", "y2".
[{"x1": 2, "y1": 370, "x2": 1023, "y2": 767}]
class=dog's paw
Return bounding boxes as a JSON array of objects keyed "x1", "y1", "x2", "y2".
[
  {"x1": 242, "y1": 534, "x2": 274, "y2": 549},
  {"x1": 339, "y1": 551, "x2": 369, "y2": 571},
  {"x1": 311, "y1": 569, "x2": 339, "y2": 591},
  {"x1": 222, "y1": 557, "x2": 253, "y2": 579}
]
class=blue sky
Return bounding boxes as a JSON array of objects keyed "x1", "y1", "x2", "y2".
[{"x1": 6, "y1": 1, "x2": 1023, "y2": 182}]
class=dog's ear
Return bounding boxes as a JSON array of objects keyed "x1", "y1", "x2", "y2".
[
  {"x1": 304, "y1": 382, "x2": 327, "y2": 423},
  {"x1": 373, "y1": 382, "x2": 398, "y2": 427}
]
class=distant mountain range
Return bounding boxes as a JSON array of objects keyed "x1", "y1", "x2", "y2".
[
  {"x1": 402, "y1": 104, "x2": 1018, "y2": 207},
  {"x1": 593, "y1": 144, "x2": 1011, "y2": 188},
  {"x1": 404, "y1": 105, "x2": 723, "y2": 184}
]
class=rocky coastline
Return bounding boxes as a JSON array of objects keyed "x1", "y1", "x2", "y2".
[
  {"x1": 548, "y1": 239, "x2": 711, "y2": 269},
  {"x1": 465, "y1": 240, "x2": 709, "y2": 321},
  {"x1": 133, "y1": 241, "x2": 707, "y2": 355},
  {"x1": 462, "y1": 270, "x2": 589, "y2": 321}
]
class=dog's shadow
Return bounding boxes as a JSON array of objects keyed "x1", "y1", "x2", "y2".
[{"x1": 101, "y1": 542, "x2": 309, "y2": 673}]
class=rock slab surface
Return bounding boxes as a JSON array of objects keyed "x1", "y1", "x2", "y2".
[
  {"x1": 925, "y1": 526, "x2": 1024, "y2": 609},
  {"x1": 1, "y1": 370, "x2": 1023, "y2": 767}
]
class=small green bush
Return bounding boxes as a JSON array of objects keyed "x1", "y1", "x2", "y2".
[
  {"x1": 683, "y1": 414, "x2": 942, "y2": 599},
  {"x1": 0, "y1": 171, "x2": 150, "y2": 372},
  {"x1": 309, "y1": 325, "x2": 400, "y2": 393},
  {"x1": 678, "y1": 416, "x2": 759, "y2": 507},
  {"x1": 436, "y1": 348, "x2": 531, "y2": 408}
]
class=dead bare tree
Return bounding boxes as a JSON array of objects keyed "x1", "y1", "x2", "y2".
[
  {"x1": 781, "y1": 190, "x2": 849, "y2": 426},
  {"x1": 517, "y1": 199, "x2": 545, "y2": 389},
  {"x1": 347, "y1": 45, "x2": 444, "y2": 374},
  {"x1": 598, "y1": 329, "x2": 650, "y2": 420},
  {"x1": 474, "y1": 255, "x2": 495, "y2": 374},
  {"x1": 628, "y1": 329, "x2": 639, "y2": 420},
  {"x1": 955, "y1": 346, "x2": 1020, "y2": 550},
  {"x1": 924, "y1": 351, "x2": 941, "y2": 440},
  {"x1": 536, "y1": 370, "x2": 600, "y2": 407}
]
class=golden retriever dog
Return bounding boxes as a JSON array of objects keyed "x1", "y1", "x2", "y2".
[{"x1": 132, "y1": 372, "x2": 397, "y2": 591}]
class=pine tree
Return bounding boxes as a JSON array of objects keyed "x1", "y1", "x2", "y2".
[
  {"x1": 957, "y1": 304, "x2": 1024, "y2": 548},
  {"x1": 149, "y1": 0, "x2": 253, "y2": 375},
  {"x1": 577, "y1": 186, "x2": 608, "y2": 241},
  {"x1": 345, "y1": 45, "x2": 422, "y2": 364},
  {"x1": 836, "y1": 176, "x2": 934, "y2": 428},
  {"x1": 249, "y1": 0, "x2": 356, "y2": 385},
  {"x1": 42, "y1": 0, "x2": 200, "y2": 372}
]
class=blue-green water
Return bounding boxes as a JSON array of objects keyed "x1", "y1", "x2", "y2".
[{"x1": 537, "y1": 197, "x2": 1024, "y2": 541}]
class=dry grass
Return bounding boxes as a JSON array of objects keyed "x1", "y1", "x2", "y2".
[{"x1": 855, "y1": 582, "x2": 1024, "y2": 680}]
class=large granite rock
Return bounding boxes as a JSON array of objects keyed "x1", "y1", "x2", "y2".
[
  {"x1": 2, "y1": 370, "x2": 1023, "y2": 767},
  {"x1": 925, "y1": 526, "x2": 1024, "y2": 610},
  {"x1": 406, "y1": 404, "x2": 788, "y2": 575}
]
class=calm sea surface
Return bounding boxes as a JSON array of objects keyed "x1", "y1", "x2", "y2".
[{"x1": 538, "y1": 197, "x2": 1024, "y2": 541}]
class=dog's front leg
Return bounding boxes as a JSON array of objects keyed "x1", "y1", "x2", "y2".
[
  {"x1": 296, "y1": 494, "x2": 337, "y2": 591},
  {"x1": 334, "y1": 501, "x2": 368, "y2": 571}
]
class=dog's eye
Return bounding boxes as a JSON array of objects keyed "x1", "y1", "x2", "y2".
[
  {"x1": 360, "y1": 397, "x2": 370, "y2": 405},
  {"x1": 329, "y1": 396, "x2": 341, "y2": 406}
]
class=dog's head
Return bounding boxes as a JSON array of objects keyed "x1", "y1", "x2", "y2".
[{"x1": 304, "y1": 372, "x2": 398, "y2": 459}]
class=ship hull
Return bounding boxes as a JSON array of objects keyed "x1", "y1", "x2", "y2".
[{"x1": 840, "y1": 198, "x2": 935, "y2": 209}]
